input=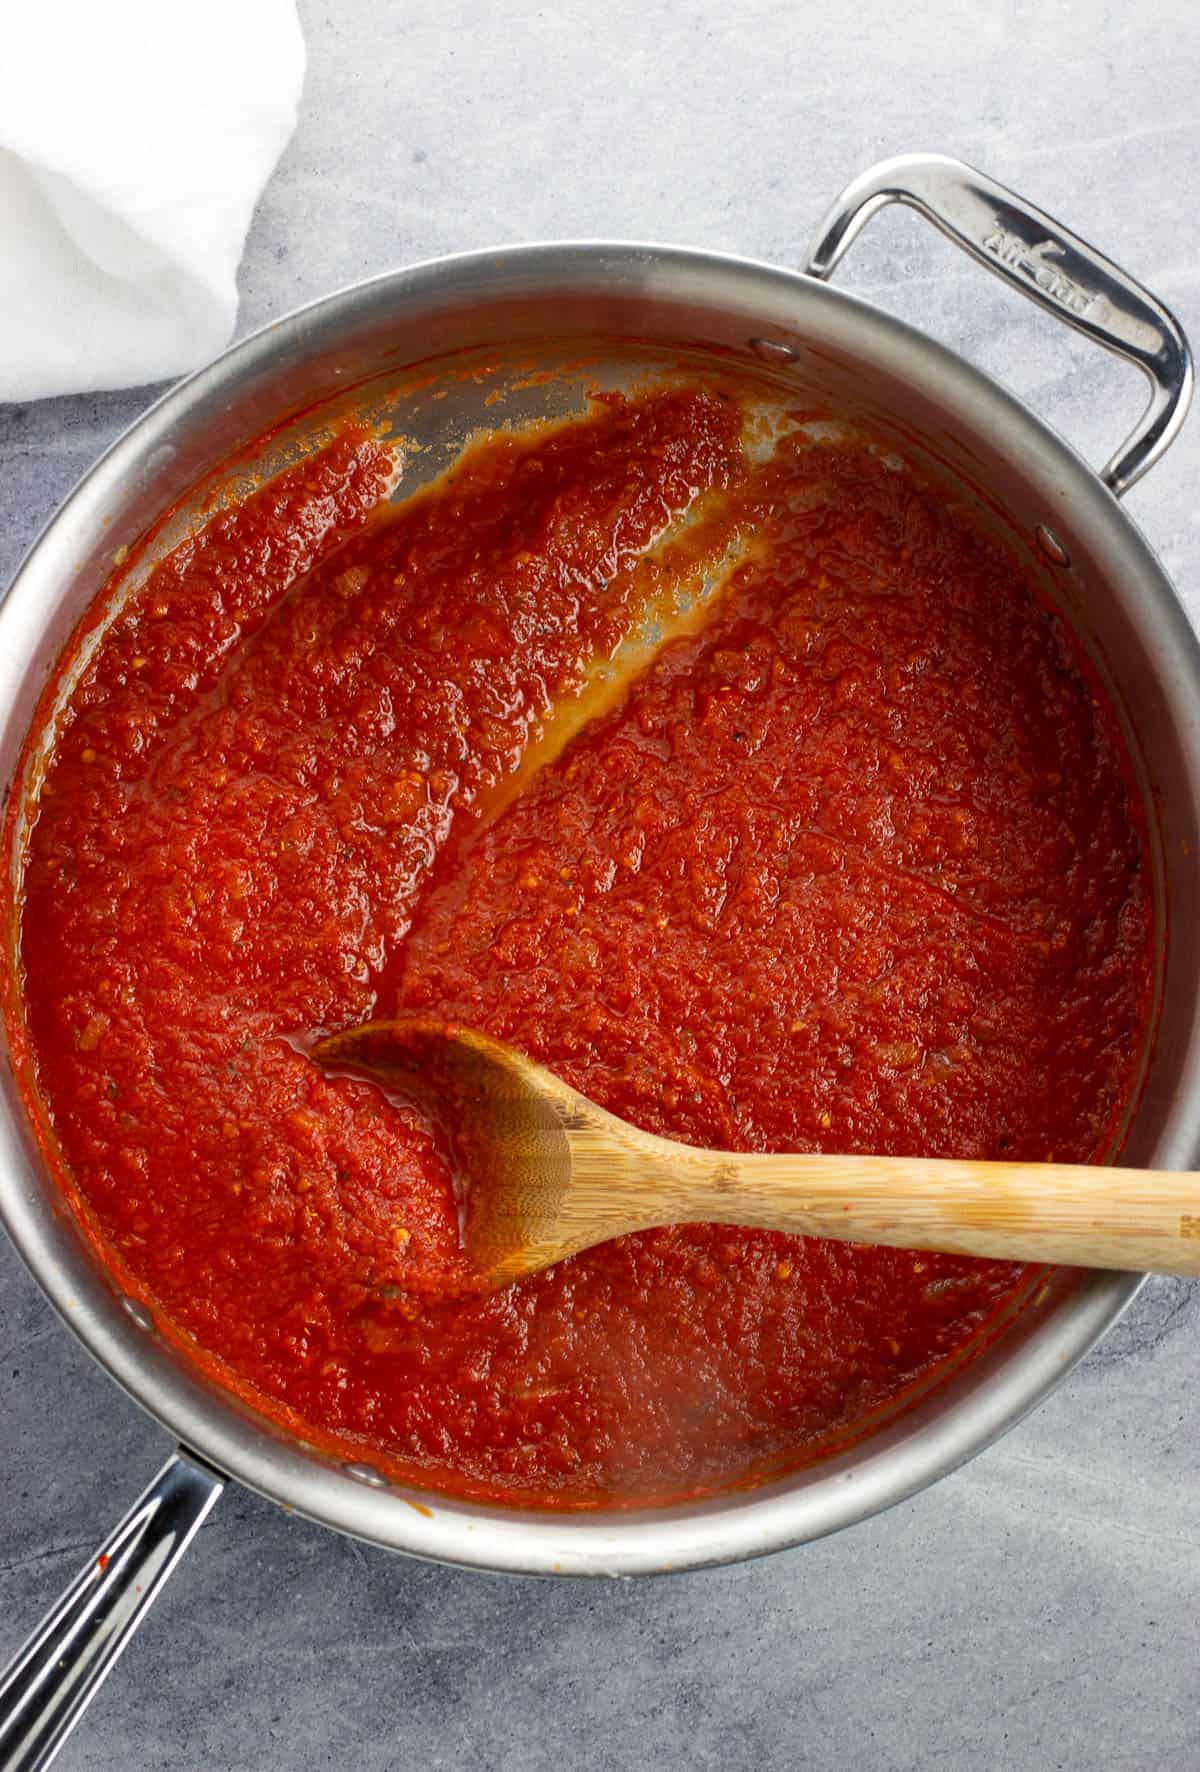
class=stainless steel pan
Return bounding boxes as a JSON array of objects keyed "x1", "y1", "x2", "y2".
[{"x1": 0, "y1": 155, "x2": 1194, "y2": 1772}]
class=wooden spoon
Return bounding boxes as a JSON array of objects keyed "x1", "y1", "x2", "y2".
[{"x1": 312, "y1": 1019, "x2": 1200, "y2": 1286}]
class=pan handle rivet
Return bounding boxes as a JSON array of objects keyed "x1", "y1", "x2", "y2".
[
  {"x1": 749, "y1": 336, "x2": 798, "y2": 364},
  {"x1": 120, "y1": 1296, "x2": 154, "y2": 1332},
  {"x1": 344, "y1": 1462, "x2": 388, "y2": 1488},
  {"x1": 1035, "y1": 525, "x2": 1071, "y2": 567}
]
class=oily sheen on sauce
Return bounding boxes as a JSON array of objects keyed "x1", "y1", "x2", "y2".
[{"x1": 15, "y1": 384, "x2": 1153, "y2": 1508}]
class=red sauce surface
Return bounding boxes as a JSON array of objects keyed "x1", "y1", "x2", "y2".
[{"x1": 13, "y1": 383, "x2": 1154, "y2": 1507}]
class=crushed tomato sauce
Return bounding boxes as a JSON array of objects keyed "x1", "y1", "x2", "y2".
[{"x1": 12, "y1": 383, "x2": 1154, "y2": 1507}]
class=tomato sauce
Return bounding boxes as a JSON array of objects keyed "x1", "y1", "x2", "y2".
[{"x1": 12, "y1": 382, "x2": 1154, "y2": 1507}]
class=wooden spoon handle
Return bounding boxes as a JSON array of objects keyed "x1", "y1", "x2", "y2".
[{"x1": 662, "y1": 1151, "x2": 1200, "y2": 1274}]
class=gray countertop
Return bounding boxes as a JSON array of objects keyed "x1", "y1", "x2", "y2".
[{"x1": 2, "y1": 3, "x2": 1198, "y2": 1767}]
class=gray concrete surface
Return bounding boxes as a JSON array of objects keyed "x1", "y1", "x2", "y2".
[{"x1": 1, "y1": 2, "x2": 1198, "y2": 1766}]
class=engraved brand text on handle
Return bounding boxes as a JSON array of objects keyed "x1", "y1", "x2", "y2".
[{"x1": 982, "y1": 223, "x2": 1102, "y2": 318}]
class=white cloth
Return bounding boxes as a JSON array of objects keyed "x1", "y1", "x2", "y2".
[{"x1": 0, "y1": 0, "x2": 305, "y2": 402}]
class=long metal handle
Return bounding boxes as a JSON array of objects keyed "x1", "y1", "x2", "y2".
[
  {"x1": 0, "y1": 1451, "x2": 224, "y2": 1772},
  {"x1": 806, "y1": 151, "x2": 1193, "y2": 497}
]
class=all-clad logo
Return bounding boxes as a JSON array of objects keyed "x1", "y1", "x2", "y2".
[{"x1": 982, "y1": 221, "x2": 1102, "y2": 317}]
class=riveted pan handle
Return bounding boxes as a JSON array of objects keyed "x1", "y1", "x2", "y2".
[
  {"x1": 0, "y1": 1451, "x2": 224, "y2": 1772},
  {"x1": 806, "y1": 152, "x2": 1193, "y2": 497}
]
